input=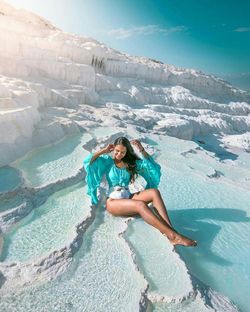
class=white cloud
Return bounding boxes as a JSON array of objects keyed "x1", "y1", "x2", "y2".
[
  {"x1": 105, "y1": 24, "x2": 188, "y2": 39},
  {"x1": 233, "y1": 27, "x2": 250, "y2": 32}
]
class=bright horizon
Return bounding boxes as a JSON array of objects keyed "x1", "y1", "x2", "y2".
[{"x1": 6, "y1": 0, "x2": 250, "y2": 90}]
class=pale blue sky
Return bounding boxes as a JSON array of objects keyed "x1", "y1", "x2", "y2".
[{"x1": 7, "y1": 0, "x2": 250, "y2": 90}]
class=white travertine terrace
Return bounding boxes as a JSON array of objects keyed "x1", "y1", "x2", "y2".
[
  {"x1": 0, "y1": 1, "x2": 249, "y2": 311},
  {"x1": 0, "y1": 1, "x2": 249, "y2": 166}
]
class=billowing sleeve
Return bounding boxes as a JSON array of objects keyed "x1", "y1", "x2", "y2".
[
  {"x1": 136, "y1": 155, "x2": 161, "y2": 189},
  {"x1": 83, "y1": 153, "x2": 113, "y2": 205}
]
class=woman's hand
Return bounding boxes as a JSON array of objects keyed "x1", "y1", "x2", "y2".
[
  {"x1": 131, "y1": 139, "x2": 144, "y2": 152},
  {"x1": 103, "y1": 143, "x2": 115, "y2": 154},
  {"x1": 89, "y1": 143, "x2": 114, "y2": 164}
]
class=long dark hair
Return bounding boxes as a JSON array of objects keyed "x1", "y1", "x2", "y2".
[{"x1": 114, "y1": 137, "x2": 140, "y2": 183}]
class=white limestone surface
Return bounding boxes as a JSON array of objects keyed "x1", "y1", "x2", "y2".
[
  {"x1": 0, "y1": 0, "x2": 250, "y2": 167},
  {"x1": 154, "y1": 135, "x2": 250, "y2": 312},
  {"x1": 0, "y1": 1, "x2": 249, "y2": 311},
  {"x1": 13, "y1": 132, "x2": 91, "y2": 187},
  {"x1": 124, "y1": 218, "x2": 193, "y2": 300},
  {"x1": 0, "y1": 128, "x2": 245, "y2": 312},
  {"x1": 1, "y1": 182, "x2": 89, "y2": 262},
  {"x1": 0, "y1": 203, "x2": 148, "y2": 312}
]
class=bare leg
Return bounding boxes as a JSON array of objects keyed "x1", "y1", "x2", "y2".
[
  {"x1": 106, "y1": 198, "x2": 197, "y2": 247},
  {"x1": 152, "y1": 190, "x2": 174, "y2": 227},
  {"x1": 131, "y1": 189, "x2": 173, "y2": 228},
  {"x1": 131, "y1": 189, "x2": 197, "y2": 246},
  {"x1": 152, "y1": 206, "x2": 171, "y2": 229}
]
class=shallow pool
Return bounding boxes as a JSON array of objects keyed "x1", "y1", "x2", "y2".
[
  {"x1": 0, "y1": 129, "x2": 249, "y2": 312},
  {"x1": 0, "y1": 166, "x2": 22, "y2": 193}
]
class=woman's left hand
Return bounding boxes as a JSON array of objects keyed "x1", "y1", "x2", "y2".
[{"x1": 131, "y1": 139, "x2": 144, "y2": 152}]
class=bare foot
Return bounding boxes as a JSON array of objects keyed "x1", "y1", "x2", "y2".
[{"x1": 165, "y1": 233, "x2": 197, "y2": 247}]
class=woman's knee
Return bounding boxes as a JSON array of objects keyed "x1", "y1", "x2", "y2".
[
  {"x1": 106, "y1": 199, "x2": 116, "y2": 214},
  {"x1": 149, "y1": 188, "x2": 161, "y2": 199},
  {"x1": 136, "y1": 200, "x2": 149, "y2": 214}
]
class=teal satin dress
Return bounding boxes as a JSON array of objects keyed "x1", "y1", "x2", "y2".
[{"x1": 83, "y1": 153, "x2": 161, "y2": 205}]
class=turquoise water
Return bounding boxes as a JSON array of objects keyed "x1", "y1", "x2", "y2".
[
  {"x1": 0, "y1": 182, "x2": 89, "y2": 262},
  {"x1": 124, "y1": 217, "x2": 193, "y2": 298},
  {"x1": 0, "y1": 130, "x2": 249, "y2": 311},
  {"x1": 156, "y1": 133, "x2": 250, "y2": 312},
  {"x1": 0, "y1": 195, "x2": 25, "y2": 213},
  {"x1": 0, "y1": 199, "x2": 147, "y2": 312},
  {"x1": 0, "y1": 166, "x2": 22, "y2": 193},
  {"x1": 159, "y1": 167, "x2": 250, "y2": 312},
  {"x1": 14, "y1": 133, "x2": 91, "y2": 187}
]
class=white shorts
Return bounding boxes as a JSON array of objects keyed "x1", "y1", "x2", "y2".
[{"x1": 107, "y1": 186, "x2": 132, "y2": 199}]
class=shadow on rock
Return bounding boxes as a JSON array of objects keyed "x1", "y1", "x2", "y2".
[
  {"x1": 170, "y1": 207, "x2": 250, "y2": 267},
  {"x1": 193, "y1": 134, "x2": 238, "y2": 161}
]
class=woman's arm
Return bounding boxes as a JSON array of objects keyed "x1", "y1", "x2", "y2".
[
  {"x1": 90, "y1": 143, "x2": 114, "y2": 164},
  {"x1": 130, "y1": 139, "x2": 149, "y2": 158},
  {"x1": 132, "y1": 139, "x2": 161, "y2": 188},
  {"x1": 140, "y1": 149, "x2": 150, "y2": 158},
  {"x1": 83, "y1": 143, "x2": 114, "y2": 205}
]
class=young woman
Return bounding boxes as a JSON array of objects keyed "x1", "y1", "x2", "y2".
[{"x1": 83, "y1": 136, "x2": 197, "y2": 247}]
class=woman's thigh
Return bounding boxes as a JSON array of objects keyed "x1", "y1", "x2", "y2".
[
  {"x1": 106, "y1": 198, "x2": 140, "y2": 217},
  {"x1": 130, "y1": 188, "x2": 158, "y2": 203}
]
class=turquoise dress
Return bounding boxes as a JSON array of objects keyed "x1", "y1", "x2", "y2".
[{"x1": 83, "y1": 153, "x2": 161, "y2": 205}]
